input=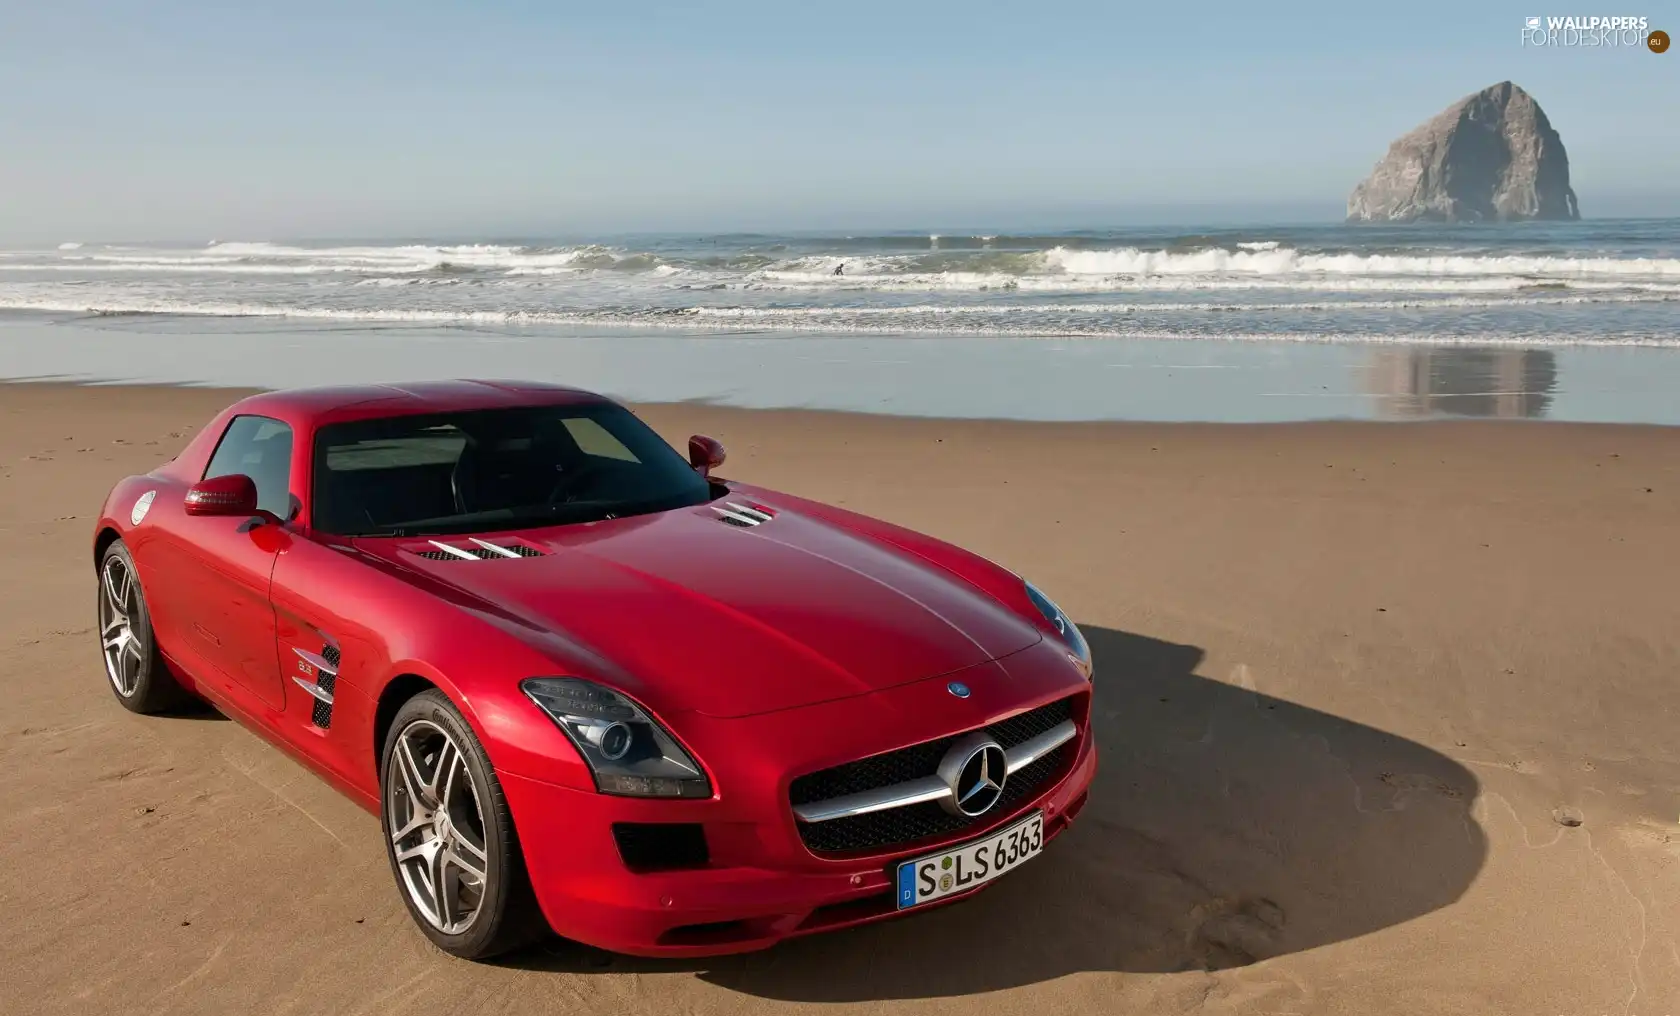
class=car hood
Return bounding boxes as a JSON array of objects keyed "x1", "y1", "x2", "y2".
[{"x1": 360, "y1": 498, "x2": 1042, "y2": 718}]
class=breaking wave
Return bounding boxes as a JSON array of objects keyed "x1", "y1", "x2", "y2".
[
  {"x1": 3, "y1": 223, "x2": 1676, "y2": 347},
  {"x1": 1, "y1": 289, "x2": 1674, "y2": 347},
  {"x1": 7, "y1": 239, "x2": 1678, "y2": 285},
  {"x1": 1040, "y1": 246, "x2": 1680, "y2": 279}
]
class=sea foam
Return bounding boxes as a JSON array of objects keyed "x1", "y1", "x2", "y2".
[
  {"x1": 1043, "y1": 245, "x2": 1680, "y2": 278},
  {"x1": 3, "y1": 229, "x2": 1675, "y2": 348}
]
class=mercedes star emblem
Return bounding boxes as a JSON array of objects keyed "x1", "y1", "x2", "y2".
[{"x1": 936, "y1": 732, "x2": 1009, "y2": 817}]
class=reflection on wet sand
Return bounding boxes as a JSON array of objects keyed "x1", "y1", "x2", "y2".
[
  {"x1": 19, "y1": 313, "x2": 1680, "y2": 423},
  {"x1": 1367, "y1": 348, "x2": 1558, "y2": 419}
]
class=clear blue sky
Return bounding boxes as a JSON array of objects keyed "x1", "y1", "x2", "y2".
[{"x1": 0, "y1": 0, "x2": 1673, "y2": 241}]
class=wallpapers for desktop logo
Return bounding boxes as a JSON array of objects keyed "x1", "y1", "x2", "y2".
[{"x1": 1520, "y1": 15, "x2": 1662, "y2": 48}]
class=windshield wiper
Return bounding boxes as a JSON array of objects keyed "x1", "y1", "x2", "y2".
[
  {"x1": 504, "y1": 501, "x2": 621, "y2": 527},
  {"x1": 348, "y1": 498, "x2": 674, "y2": 539}
]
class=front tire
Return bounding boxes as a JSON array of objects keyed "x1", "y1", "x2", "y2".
[
  {"x1": 380, "y1": 690, "x2": 544, "y2": 959},
  {"x1": 97, "y1": 540, "x2": 188, "y2": 714}
]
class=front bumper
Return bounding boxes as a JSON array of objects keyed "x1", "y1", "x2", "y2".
[
  {"x1": 502, "y1": 737, "x2": 1093, "y2": 957},
  {"x1": 498, "y1": 640, "x2": 1097, "y2": 957}
]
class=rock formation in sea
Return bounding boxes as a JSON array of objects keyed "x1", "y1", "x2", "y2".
[{"x1": 1347, "y1": 81, "x2": 1579, "y2": 223}]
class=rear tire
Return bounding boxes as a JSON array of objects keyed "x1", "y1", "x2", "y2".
[
  {"x1": 379, "y1": 689, "x2": 545, "y2": 959},
  {"x1": 97, "y1": 540, "x2": 189, "y2": 714}
]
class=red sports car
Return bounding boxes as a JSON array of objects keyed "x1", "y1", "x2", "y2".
[{"x1": 92, "y1": 380, "x2": 1096, "y2": 959}]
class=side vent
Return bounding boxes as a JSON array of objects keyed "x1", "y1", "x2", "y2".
[
  {"x1": 293, "y1": 638, "x2": 340, "y2": 729},
  {"x1": 413, "y1": 538, "x2": 547, "y2": 561},
  {"x1": 710, "y1": 502, "x2": 777, "y2": 528}
]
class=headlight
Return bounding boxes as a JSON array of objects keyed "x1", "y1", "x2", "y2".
[
  {"x1": 1023, "y1": 580, "x2": 1092, "y2": 678},
  {"x1": 521, "y1": 678, "x2": 711, "y2": 799}
]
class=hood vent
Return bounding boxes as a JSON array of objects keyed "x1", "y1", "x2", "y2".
[
  {"x1": 413, "y1": 538, "x2": 547, "y2": 561},
  {"x1": 711, "y1": 502, "x2": 777, "y2": 528}
]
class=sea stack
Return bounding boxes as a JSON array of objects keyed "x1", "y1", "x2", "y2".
[{"x1": 1347, "y1": 81, "x2": 1579, "y2": 223}]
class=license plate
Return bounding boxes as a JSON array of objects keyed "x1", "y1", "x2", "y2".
[{"x1": 895, "y1": 811, "x2": 1044, "y2": 910}]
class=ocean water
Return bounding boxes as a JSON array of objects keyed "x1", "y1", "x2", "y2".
[
  {"x1": 3, "y1": 221, "x2": 1678, "y2": 423},
  {"x1": 5, "y1": 220, "x2": 1678, "y2": 345}
]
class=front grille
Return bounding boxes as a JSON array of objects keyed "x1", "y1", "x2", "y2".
[
  {"x1": 790, "y1": 696, "x2": 1077, "y2": 855},
  {"x1": 790, "y1": 697, "x2": 1073, "y2": 807},
  {"x1": 797, "y1": 747, "x2": 1067, "y2": 854}
]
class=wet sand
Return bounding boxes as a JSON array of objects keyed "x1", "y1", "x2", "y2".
[
  {"x1": 6, "y1": 312, "x2": 1680, "y2": 423},
  {"x1": 3, "y1": 382, "x2": 1678, "y2": 1015}
]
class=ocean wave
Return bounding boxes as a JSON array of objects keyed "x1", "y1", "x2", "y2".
[
  {"x1": 12, "y1": 240, "x2": 1680, "y2": 289},
  {"x1": 7, "y1": 267, "x2": 1680, "y2": 299},
  {"x1": 204, "y1": 241, "x2": 527, "y2": 260},
  {"x1": 0, "y1": 261, "x2": 402, "y2": 275},
  {"x1": 1043, "y1": 245, "x2": 1680, "y2": 278},
  {"x1": 739, "y1": 268, "x2": 1680, "y2": 295},
  {"x1": 88, "y1": 254, "x2": 251, "y2": 265},
  {"x1": 201, "y1": 240, "x2": 676, "y2": 274},
  {"x1": 504, "y1": 252, "x2": 673, "y2": 275},
  {"x1": 0, "y1": 243, "x2": 657, "y2": 277},
  {"x1": 351, "y1": 276, "x2": 468, "y2": 287},
  {"x1": 5, "y1": 231, "x2": 1675, "y2": 351},
  {"x1": 743, "y1": 246, "x2": 1680, "y2": 291},
  {"x1": 2, "y1": 293, "x2": 1674, "y2": 347},
  {"x1": 183, "y1": 241, "x2": 626, "y2": 274},
  {"x1": 687, "y1": 293, "x2": 1678, "y2": 316}
]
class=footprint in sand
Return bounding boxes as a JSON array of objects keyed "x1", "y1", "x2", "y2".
[
  {"x1": 1186, "y1": 896, "x2": 1287, "y2": 970},
  {"x1": 1379, "y1": 772, "x2": 1466, "y2": 800},
  {"x1": 97, "y1": 764, "x2": 175, "y2": 783}
]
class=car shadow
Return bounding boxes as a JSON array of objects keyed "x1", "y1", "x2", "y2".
[
  {"x1": 506, "y1": 624, "x2": 1486, "y2": 999},
  {"x1": 169, "y1": 704, "x2": 230, "y2": 721},
  {"x1": 162, "y1": 695, "x2": 230, "y2": 720}
]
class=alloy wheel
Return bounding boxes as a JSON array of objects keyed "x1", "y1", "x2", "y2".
[
  {"x1": 387, "y1": 719, "x2": 492, "y2": 935},
  {"x1": 98, "y1": 555, "x2": 145, "y2": 697}
]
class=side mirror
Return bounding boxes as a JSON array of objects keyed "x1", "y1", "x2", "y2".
[
  {"x1": 184, "y1": 473, "x2": 260, "y2": 517},
  {"x1": 688, "y1": 435, "x2": 726, "y2": 476}
]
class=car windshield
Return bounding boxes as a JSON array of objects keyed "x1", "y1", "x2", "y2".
[{"x1": 311, "y1": 402, "x2": 716, "y2": 537}]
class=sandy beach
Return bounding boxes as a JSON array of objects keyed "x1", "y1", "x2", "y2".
[{"x1": 3, "y1": 381, "x2": 1678, "y2": 1016}]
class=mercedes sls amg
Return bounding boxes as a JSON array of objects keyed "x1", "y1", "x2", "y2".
[{"x1": 92, "y1": 380, "x2": 1097, "y2": 959}]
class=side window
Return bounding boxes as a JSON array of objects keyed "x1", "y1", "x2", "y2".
[
  {"x1": 204, "y1": 415, "x2": 295, "y2": 517},
  {"x1": 561, "y1": 417, "x2": 640, "y2": 463}
]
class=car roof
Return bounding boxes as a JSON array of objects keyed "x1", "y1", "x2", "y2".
[{"x1": 228, "y1": 379, "x2": 615, "y2": 428}]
